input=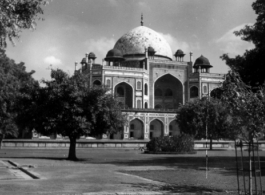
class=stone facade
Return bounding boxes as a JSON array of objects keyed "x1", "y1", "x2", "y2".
[{"x1": 77, "y1": 24, "x2": 225, "y2": 140}]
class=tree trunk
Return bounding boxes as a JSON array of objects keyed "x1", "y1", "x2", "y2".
[
  {"x1": 210, "y1": 136, "x2": 213, "y2": 150},
  {"x1": 67, "y1": 136, "x2": 77, "y2": 160},
  {"x1": 0, "y1": 134, "x2": 4, "y2": 149}
]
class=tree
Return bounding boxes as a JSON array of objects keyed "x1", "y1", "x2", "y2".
[
  {"x1": 221, "y1": 0, "x2": 265, "y2": 89},
  {"x1": 219, "y1": 71, "x2": 265, "y2": 142},
  {"x1": 0, "y1": 49, "x2": 36, "y2": 144},
  {"x1": 21, "y1": 69, "x2": 126, "y2": 160},
  {"x1": 176, "y1": 97, "x2": 230, "y2": 150},
  {"x1": 0, "y1": 0, "x2": 49, "y2": 48}
]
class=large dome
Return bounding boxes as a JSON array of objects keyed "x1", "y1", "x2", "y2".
[{"x1": 114, "y1": 26, "x2": 173, "y2": 60}]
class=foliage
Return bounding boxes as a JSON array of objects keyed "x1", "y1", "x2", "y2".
[
  {"x1": 0, "y1": 49, "x2": 36, "y2": 138},
  {"x1": 176, "y1": 97, "x2": 230, "y2": 140},
  {"x1": 0, "y1": 0, "x2": 49, "y2": 48},
  {"x1": 19, "y1": 69, "x2": 126, "y2": 160},
  {"x1": 146, "y1": 134, "x2": 194, "y2": 153},
  {"x1": 209, "y1": 0, "x2": 265, "y2": 142},
  {"x1": 82, "y1": 87, "x2": 126, "y2": 137},
  {"x1": 221, "y1": 0, "x2": 265, "y2": 89},
  {"x1": 219, "y1": 71, "x2": 265, "y2": 141}
]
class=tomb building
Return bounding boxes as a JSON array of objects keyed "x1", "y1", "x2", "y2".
[{"x1": 77, "y1": 18, "x2": 225, "y2": 140}]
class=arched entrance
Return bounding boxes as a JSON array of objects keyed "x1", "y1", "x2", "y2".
[
  {"x1": 93, "y1": 80, "x2": 101, "y2": 87},
  {"x1": 114, "y1": 82, "x2": 133, "y2": 108},
  {"x1": 190, "y1": 86, "x2": 198, "y2": 98},
  {"x1": 129, "y1": 119, "x2": 144, "y2": 139},
  {"x1": 154, "y1": 74, "x2": 183, "y2": 109},
  {"x1": 169, "y1": 120, "x2": 180, "y2": 136},
  {"x1": 149, "y1": 119, "x2": 164, "y2": 139}
]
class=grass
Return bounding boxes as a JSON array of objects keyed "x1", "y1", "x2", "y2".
[{"x1": 0, "y1": 148, "x2": 264, "y2": 194}]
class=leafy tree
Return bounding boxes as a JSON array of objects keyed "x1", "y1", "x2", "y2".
[
  {"x1": 221, "y1": 0, "x2": 265, "y2": 89},
  {"x1": 176, "y1": 97, "x2": 230, "y2": 150},
  {"x1": 0, "y1": 49, "x2": 36, "y2": 144},
  {"x1": 21, "y1": 69, "x2": 126, "y2": 160},
  {"x1": 0, "y1": 0, "x2": 49, "y2": 48},
  {"x1": 219, "y1": 71, "x2": 265, "y2": 142}
]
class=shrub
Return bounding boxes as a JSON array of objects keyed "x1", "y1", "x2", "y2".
[{"x1": 146, "y1": 134, "x2": 194, "y2": 153}]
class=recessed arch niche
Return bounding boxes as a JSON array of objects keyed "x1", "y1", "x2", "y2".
[
  {"x1": 114, "y1": 82, "x2": 133, "y2": 108},
  {"x1": 154, "y1": 74, "x2": 183, "y2": 109}
]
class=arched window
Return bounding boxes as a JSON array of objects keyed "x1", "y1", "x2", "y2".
[
  {"x1": 155, "y1": 88, "x2": 162, "y2": 97},
  {"x1": 137, "y1": 81, "x2": 141, "y2": 90},
  {"x1": 117, "y1": 87, "x2": 124, "y2": 97},
  {"x1": 144, "y1": 84, "x2": 148, "y2": 95},
  {"x1": 93, "y1": 80, "x2": 101, "y2": 86},
  {"x1": 144, "y1": 102, "x2": 148, "y2": 109},
  {"x1": 165, "y1": 88, "x2": 173, "y2": 96},
  {"x1": 203, "y1": 85, "x2": 208, "y2": 94},
  {"x1": 190, "y1": 86, "x2": 198, "y2": 98},
  {"x1": 106, "y1": 79, "x2": 111, "y2": 87},
  {"x1": 137, "y1": 99, "x2": 141, "y2": 108}
]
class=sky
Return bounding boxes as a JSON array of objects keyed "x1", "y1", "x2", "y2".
[{"x1": 5, "y1": 0, "x2": 256, "y2": 81}]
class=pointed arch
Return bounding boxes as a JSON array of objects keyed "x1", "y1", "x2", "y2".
[
  {"x1": 154, "y1": 74, "x2": 183, "y2": 109},
  {"x1": 129, "y1": 118, "x2": 144, "y2": 139},
  {"x1": 190, "y1": 86, "x2": 198, "y2": 98},
  {"x1": 169, "y1": 120, "x2": 180, "y2": 136},
  {"x1": 93, "y1": 80, "x2": 101, "y2": 86},
  {"x1": 144, "y1": 102, "x2": 148, "y2": 108},
  {"x1": 144, "y1": 83, "x2": 148, "y2": 95},
  {"x1": 149, "y1": 119, "x2": 164, "y2": 139},
  {"x1": 114, "y1": 82, "x2": 133, "y2": 108}
]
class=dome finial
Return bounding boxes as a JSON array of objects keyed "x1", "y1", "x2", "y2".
[{"x1": 141, "y1": 13, "x2": 144, "y2": 26}]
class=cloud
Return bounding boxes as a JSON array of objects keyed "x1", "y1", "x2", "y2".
[
  {"x1": 108, "y1": 0, "x2": 118, "y2": 6},
  {"x1": 44, "y1": 56, "x2": 62, "y2": 66},
  {"x1": 216, "y1": 23, "x2": 254, "y2": 55},
  {"x1": 84, "y1": 37, "x2": 116, "y2": 62},
  {"x1": 159, "y1": 32, "x2": 191, "y2": 53},
  {"x1": 137, "y1": 1, "x2": 151, "y2": 11}
]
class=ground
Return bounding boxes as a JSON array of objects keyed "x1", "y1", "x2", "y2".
[{"x1": 0, "y1": 148, "x2": 264, "y2": 195}]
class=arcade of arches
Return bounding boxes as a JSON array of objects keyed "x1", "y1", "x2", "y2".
[
  {"x1": 154, "y1": 74, "x2": 183, "y2": 109},
  {"x1": 124, "y1": 118, "x2": 180, "y2": 140}
]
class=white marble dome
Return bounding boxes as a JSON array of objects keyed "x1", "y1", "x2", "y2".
[{"x1": 114, "y1": 26, "x2": 173, "y2": 60}]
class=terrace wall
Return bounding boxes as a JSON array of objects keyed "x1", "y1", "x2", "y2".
[{"x1": 2, "y1": 139, "x2": 264, "y2": 150}]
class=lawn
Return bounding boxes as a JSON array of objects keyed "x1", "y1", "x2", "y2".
[{"x1": 0, "y1": 148, "x2": 264, "y2": 194}]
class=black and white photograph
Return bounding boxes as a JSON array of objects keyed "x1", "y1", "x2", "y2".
[{"x1": 0, "y1": 0, "x2": 264, "y2": 194}]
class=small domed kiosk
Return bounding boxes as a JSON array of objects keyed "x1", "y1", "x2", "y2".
[
  {"x1": 174, "y1": 49, "x2": 185, "y2": 62},
  {"x1": 193, "y1": 55, "x2": 213, "y2": 73},
  {"x1": 105, "y1": 48, "x2": 124, "y2": 66},
  {"x1": 88, "y1": 52, "x2": 96, "y2": 62},
  {"x1": 147, "y1": 46, "x2": 156, "y2": 59}
]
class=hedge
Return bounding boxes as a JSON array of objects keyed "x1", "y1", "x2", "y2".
[{"x1": 146, "y1": 134, "x2": 194, "y2": 153}]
